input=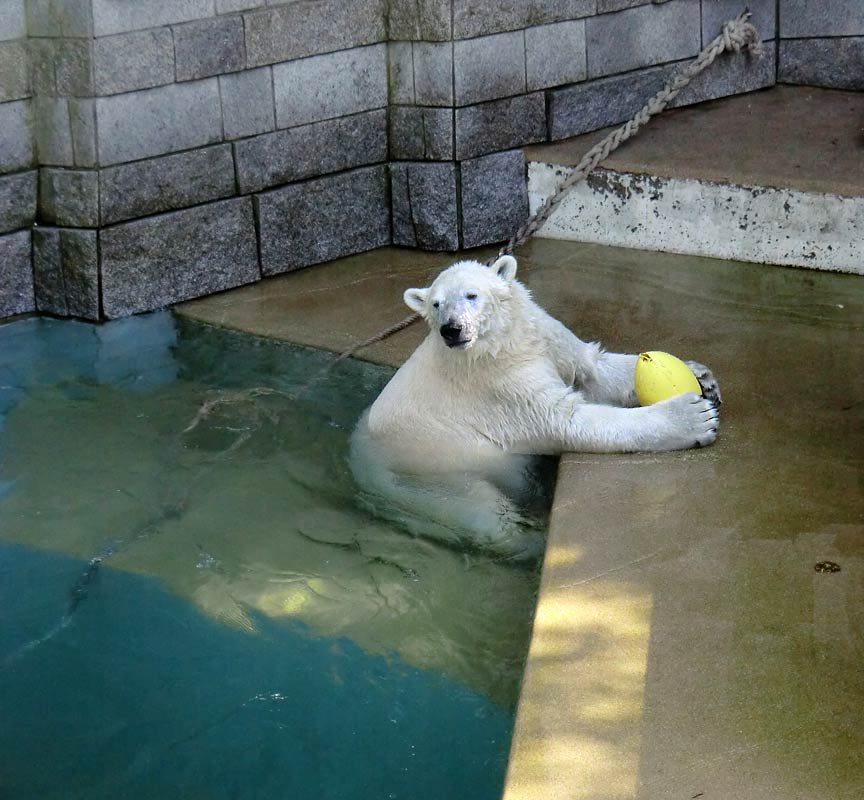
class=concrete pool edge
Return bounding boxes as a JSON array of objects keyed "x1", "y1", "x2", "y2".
[{"x1": 177, "y1": 240, "x2": 864, "y2": 800}]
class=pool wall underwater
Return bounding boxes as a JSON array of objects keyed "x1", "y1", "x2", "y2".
[{"x1": 0, "y1": 311, "x2": 546, "y2": 800}]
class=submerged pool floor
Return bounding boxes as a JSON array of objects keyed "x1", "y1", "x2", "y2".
[
  {"x1": 0, "y1": 314, "x2": 543, "y2": 800},
  {"x1": 181, "y1": 239, "x2": 864, "y2": 800}
]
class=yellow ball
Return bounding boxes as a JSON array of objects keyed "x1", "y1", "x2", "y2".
[{"x1": 634, "y1": 351, "x2": 702, "y2": 405}]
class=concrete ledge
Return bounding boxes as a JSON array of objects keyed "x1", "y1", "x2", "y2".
[
  {"x1": 528, "y1": 85, "x2": 864, "y2": 274},
  {"x1": 528, "y1": 164, "x2": 864, "y2": 274}
]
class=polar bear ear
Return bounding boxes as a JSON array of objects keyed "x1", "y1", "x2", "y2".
[
  {"x1": 491, "y1": 255, "x2": 518, "y2": 282},
  {"x1": 403, "y1": 287, "x2": 429, "y2": 313}
]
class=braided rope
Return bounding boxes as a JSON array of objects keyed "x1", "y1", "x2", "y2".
[
  {"x1": 335, "y1": 11, "x2": 762, "y2": 362},
  {"x1": 321, "y1": 310, "x2": 421, "y2": 368},
  {"x1": 491, "y1": 10, "x2": 762, "y2": 262}
]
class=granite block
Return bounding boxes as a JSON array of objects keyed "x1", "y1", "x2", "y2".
[
  {"x1": 0, "y1": 229, "x2": 34, "y2": 317},
  {"x1": 33, "y1": 227, "x2": 99, "y2": 319},
  {"x1": 100, "y1": 197, "x2": 260, "y2": 318},
  {"x1": 391, "y1": 161, "x2": 459, "y2": 250},
  {"x1": 91, "y1": 0, "x2": 215, "y2": 37},
  {"x1": 672, "y1": 42, "x2": 776, "y2": 107},
  {"x1": 23, "y1": 0, "x2": 59, "y2": 37},
  {"x1": 34, "y1": 96, "x2": 74, "y2": 166},
  {"x1": 702, "y1": 0, "x2": 776, "y2": 44},
  {"x1": 244, "y1": 0, "x2": 385, "y2": 67},
  {"x1": 99, "y1": 144, "x2": 236, "y2": 225},
  {"x1": 0, "y1": 99, "x2": 33, "y2": 173},
  {"x1": 389, "y1": 106, "x2": 454, "y2": 161},
  {"x1": 455, "y1": 93, "x2": 547, "y2": 160},
  {"x1": 0, "y1": 0, "x2": 26, "y2": 41},
  {"x1": 69, "y1": 98, "x2": 97, "y2": 167},
  {"x1": 389, "y1": 0, "x2": 451, "y2": 41},
  {"x1": 34, "y1": 229, "x2": 95, "y2": 316},
  {"x1": 548, "y1": 64, "x2": 675, "y2": 139},
  {"x1": 413, "y1": 42, "x2": 453, "y2": 107},
  {"x1": 597, "y1": 0, "x2": 651, "y2": 12},
  {"x1": 93, "y1": 29, "x2": 175, "y2": 95},
  {"x1": 0, "y1": 170, "x2": 36, "y2": 233},
  {"x1": 779, "y1": 37, "x2": 864, "y2": 91},
  {"x1": 526, "y1": 20, "x2": 587, "y2": 91},
  {"x1": 454, "y1": 32, "x2": 526, "y2": 106},
  {"x1": 217, "y1": 0, "x2": 266, "y2": 12},
  {"x1": 256, "y1": 165, "x2": 390, "y2": 275},
  {"x1": 0, "y1": 40, "x2": 30, "y2": 102},
  {"x1": 57, "y1": 0, "x2": 93, "y2": 37},
  {"x1": 32, "y1": 227, "x2": 65, "y2": 315},
  {"x1": 25, "y1": 0, "x2": 91, "y2": 37},
  {"x1": 40, "y1": 168, "x2": 99, "y2": 227},
  {"x1": 272, "y1": 44, "x2": 387, "y2": 128},
  {"x1": 59, "y1": 228, "x2": 99, "y2": 319},
  {"x1": 235, "y1": 109, "x2": 388, "y2": 194},
  {"x1": 174, "y1": 15, "x2": 246, "y2": 82},
  {"x1": 54, "y1": 38, "x2": 94, "y2": 96},
  {"x1": 779, "y1": 0, "x2": 864, "y2": 38},
  {"x1": 387, "y1": 42, "x2": 415, "y2": 104},
  {"x1": 28, "y1": 38, "x2": 56, "y2": 94},
  {"x1": 95, "y1": 79, "x2": 223, "y2": 166},
  {"x1": 220, "y1": 66, "x2": 275, "y2": 140},
  {"x1": 452, "y1": 0, "x2": 595, "y2": 39},
  {"x1": 460, "y1": 149, "x2": 528, "y2": 249},
  {"x1": 586, "y1": 0, "x2": 700, "y2": 78}
]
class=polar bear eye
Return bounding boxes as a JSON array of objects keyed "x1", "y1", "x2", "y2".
[
  {"x1": 466, "y1": 293, "x2": 477, "y2": 301},
  {"x1": 432, "y1": 301, "x2": 440, "y2": 308}
]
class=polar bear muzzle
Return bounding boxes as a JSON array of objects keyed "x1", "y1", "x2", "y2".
[{"x1": 440, "y1": 322, "x2": 468, "y2": 347}]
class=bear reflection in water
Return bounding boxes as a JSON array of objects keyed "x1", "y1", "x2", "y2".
[{"x1": 350, "y1": 256, "x2": 721, "y2": 558}]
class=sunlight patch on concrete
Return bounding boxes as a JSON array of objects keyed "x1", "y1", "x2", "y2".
[{"x1": 504, "y1": 580, "x2": 652, "y2": 800}]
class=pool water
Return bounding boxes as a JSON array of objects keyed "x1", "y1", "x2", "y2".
[{"x1": 0, "y1": 313, "x2": 547, "y2": 800}]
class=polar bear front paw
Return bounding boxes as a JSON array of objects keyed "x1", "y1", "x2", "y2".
[
  {"x1": 686, "y1": 360, "x2": 722, "y2": 406},
  {"x1": 655, "y1": 392, "x2": 720, "y2": 450}
]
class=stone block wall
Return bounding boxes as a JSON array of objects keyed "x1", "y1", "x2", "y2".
[
  {"x1": 777, "y1": 0, "x2": 864, "y2": 90},
  {"x1": 2, "y1": 0, "x2": 850, "y2": 322},
  {"x1": 0, "y1": 0, "x2": 36, "y2": 317},
  {"x1": 17, "y1": 0, "x2": 389, "y2": 320},
  {"x1": 389, "y1": 0, "x2": 778, "y2": 253}
]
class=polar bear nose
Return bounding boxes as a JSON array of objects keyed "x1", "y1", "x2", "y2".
[{"x1": 440, "y1": 323, "x2": 463, "y2": 343}]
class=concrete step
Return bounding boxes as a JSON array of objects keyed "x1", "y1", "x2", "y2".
[{"x1": 525, "y1": 86, "x2": 864, "y2": 275}]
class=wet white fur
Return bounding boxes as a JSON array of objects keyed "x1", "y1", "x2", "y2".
[{"x1": 350, "y1": 256, "x2": 719, "y2": 555}]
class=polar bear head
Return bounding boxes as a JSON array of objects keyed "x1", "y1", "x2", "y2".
[{"x1": 403, "y1": 255, "x2": 520, "y2": 352}]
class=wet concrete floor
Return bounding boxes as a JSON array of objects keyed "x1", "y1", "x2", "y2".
[{"x1": 179, "y1": 239, "x2": 864, "y2": 800}]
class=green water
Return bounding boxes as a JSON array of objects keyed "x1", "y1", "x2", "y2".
[{"x1": 0, "y1": 313, "x2": 545, "y2": 800}]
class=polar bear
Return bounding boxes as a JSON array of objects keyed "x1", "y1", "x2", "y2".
[{"x1": 350, "y1": 255, "x2": 720, "y2": 556}]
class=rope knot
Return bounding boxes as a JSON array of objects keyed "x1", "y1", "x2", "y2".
[{"x1": 722, "y1": 11, "x2": 763, "y2": 56}]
